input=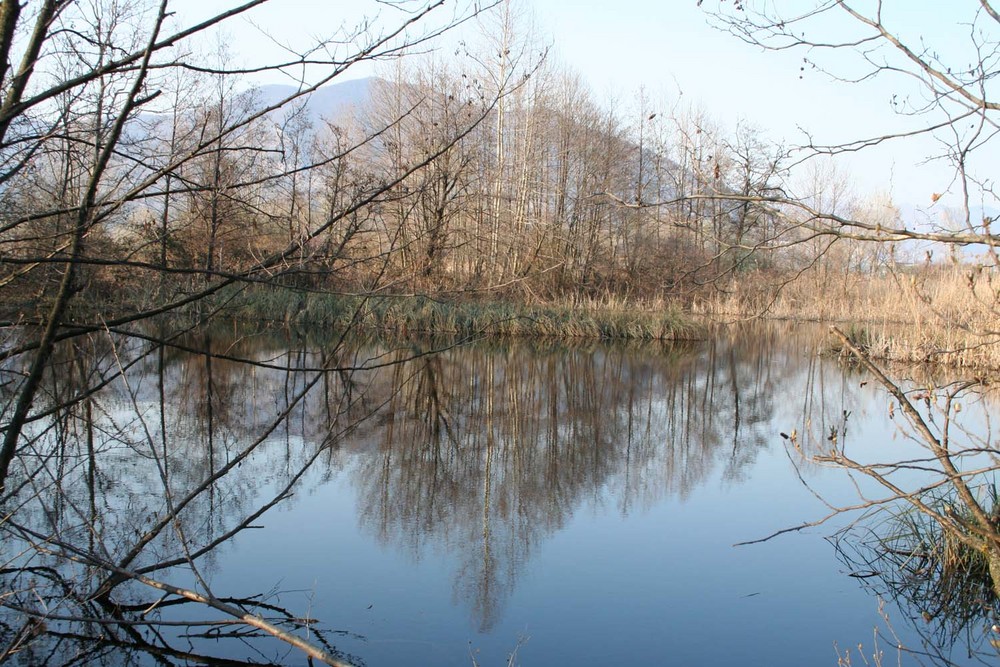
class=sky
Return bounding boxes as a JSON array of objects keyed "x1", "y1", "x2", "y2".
[{"x1": 168, "y1": 0, "x2": 999, "y2": 220}]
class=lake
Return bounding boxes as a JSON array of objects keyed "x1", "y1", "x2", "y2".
[{"x1": 1, "y1": 321, "x2": 996, "y2": 665}]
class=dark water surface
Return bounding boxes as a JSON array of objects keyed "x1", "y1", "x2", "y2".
[{"x1": 1, "y1": 322, "x2": 995, "y2": 665}]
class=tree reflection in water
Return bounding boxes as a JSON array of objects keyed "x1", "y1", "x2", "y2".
[
  {"x1": 1, "y1": 322, "x2": 831, "y2": 664},
  {"x1": 351, "y1": 329, "x2": 794, "y2": 630},
  {"x1": 1, "y1": 323, "x2": 386, "y2": 665}
]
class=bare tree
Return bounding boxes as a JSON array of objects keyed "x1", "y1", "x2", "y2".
[{"x1": 700, "y1": 1, "x2": 1000, "y2": 258}]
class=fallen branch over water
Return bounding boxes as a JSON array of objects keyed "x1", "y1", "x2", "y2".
[{"x1": 9, "y1": 521, "x2": 356, "y2": 667}]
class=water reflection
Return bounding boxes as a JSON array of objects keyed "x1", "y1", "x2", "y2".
[
  {"x1": 4, "y1": 321, "x2": 988, "y2": 664},
  {"x1": 767, "y1": 337, "x2": 1000, "y2": 665},
  {"x1": 347, "y1": 334, "x2": 804, "y2": 630},
  {"x1": 833, "y1": 507, "x2": 1000, "y2": 662},
  {"x1": 1, "y1": 323, "x2": 774, "y2": 660},
  {"x1": 1, "y1": 322, "x2": 377, "y2": 665}
]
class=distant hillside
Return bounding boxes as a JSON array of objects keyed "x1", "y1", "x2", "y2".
[{"x1": 252, "y1": 77, "x2": 375, "y2": 125}]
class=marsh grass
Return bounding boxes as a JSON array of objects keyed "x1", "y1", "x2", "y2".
[
  {"x1": 835, "y1": 495, "x2": 1000, "y2": 649},
  {"x1": 696, "y1": 266, "x2": 1000, "y2": 369},
  {"x1": 218, "y1": 287, "x2": 700, "y2": 341}
]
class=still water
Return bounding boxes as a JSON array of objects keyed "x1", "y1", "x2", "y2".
[{"x1": 1, "y1": 322, "x2": 996, "y2": 665}]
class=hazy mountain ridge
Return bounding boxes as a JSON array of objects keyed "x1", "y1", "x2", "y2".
[{"x1": 250, "y1": 77, "x2": 375, "y2": 126}]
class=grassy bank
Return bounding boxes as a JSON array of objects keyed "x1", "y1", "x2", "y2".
[
  {"x1": 695, "y1": 266, "x2": 1000, "y2": 369},
  {"x1": 217, "y1": 287, "x2": 700, "y2": 341}
]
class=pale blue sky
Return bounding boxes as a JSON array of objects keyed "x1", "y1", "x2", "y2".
[
  {"x1": 527, "y1": 0, "x2": 988, "y2": 216},
  {"x1": 170, "y1": 0, "x2": 996, "y2": 216}
]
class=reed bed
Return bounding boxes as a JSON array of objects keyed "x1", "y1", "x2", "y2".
[
  {"x1": 222, "y1": 287, "x2": 700, "y2": 341},
  {"x1": 835, "y1": 492, "x2": 1000, "y2": 642},
  {"x1": 695, "y1": 266, "x2": 1000, "y2": 369}
]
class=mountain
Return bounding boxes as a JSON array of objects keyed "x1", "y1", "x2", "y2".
[{"x1": 251, "y1": 77, "x2": 375, "y2": 126}]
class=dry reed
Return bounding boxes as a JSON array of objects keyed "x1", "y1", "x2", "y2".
[
  {"x1": 223, "y1": 287, "x2": 701, "y2": 341},
  {"x1": 695, "y1": 265, "x2": 1000, "y2": 369}
]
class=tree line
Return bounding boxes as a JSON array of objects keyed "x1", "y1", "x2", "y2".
[{"x1": 0, "y1": 1, "x2": 811, "y2": 331}]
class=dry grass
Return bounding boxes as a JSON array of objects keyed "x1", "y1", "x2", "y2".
[
  {"x1": 834, "y1": 492, "x2": 1000, "y2": 649},
  {"x1": 222, "y1": 287, "x2": 701, "y2": 341},
  {"x1": 694, "y1": 265, "x2": 1000, "y2": 369}
]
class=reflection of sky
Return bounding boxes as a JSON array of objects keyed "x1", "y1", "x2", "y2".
[
  {"x1": 214, "y1": 445, "x2": 905, "y2": 667},
  {"x1": 201, "y1": 333, "x2": 996, "y2": 666},
  {"x1": 15, "y1": 325, "x2": 997, "y2": 666}
]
